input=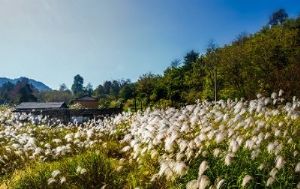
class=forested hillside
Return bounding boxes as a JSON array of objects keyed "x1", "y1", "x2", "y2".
[
  {"x1": 1, "y1": 9, "x2": 299, "y2": 110},
  {"x1": 91, "y1": 10, "x2": 300, "y2": 109}
]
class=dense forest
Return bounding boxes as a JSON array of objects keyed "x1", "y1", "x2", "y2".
[{"x1": 1, "y1": 9, "x2": 299, "y2": 110}]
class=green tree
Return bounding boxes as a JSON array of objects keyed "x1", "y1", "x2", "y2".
[
  {"x1": 163, "y1": 66, "x2": 184, "y2": 105},
  {"x1": 18, "y1": 83, "x2": 37, "y2": 103},
  {"x1": 94, "y1": 85, "x2": 105, "y2": 97},
  {"x1": 110, "y1": 80, "x2": 121, "y2": 96},
  {"x1": 0, "y1": 82, "x2": 15, "y2": 103},
  {"x1": 269, "y1": 9, "x2": 288, "y2": 26},
  {"x1": 103, "y1": 81, "x2": 112, "y2": 95},
  {"x1": 76, "y1": 13, "x2": 300, "y2": 109},
  {"x1": 182, "y1": 50, "x2": 199, "y2": 71},
  {"x1": 136, "y1": 73, "x2": 159, "y2": 104},
  {"x1": 202, "y1": 40, "x2": 219, "y2": 101},
  {"x1": 85, "y1": 83, "x2": 93, "y2": 96},
  {"x1": 170, "y1": 59, "x2": 181, "y2": 68},
  {"x1": 71, "y1": 74, "x2": 84, "y2": 97},
  {"x1": 38, "y1": 90, "x2": 73, "y2": 103},
  {"x1": 183, "y1": 56, "x2": 206, "y2": 103},
  {"x1": 120, "y1": 83, "x2": 135, "y2": 100},
  {"x1": 59, "y1": 83, "x2": 68, "y2": 92}
]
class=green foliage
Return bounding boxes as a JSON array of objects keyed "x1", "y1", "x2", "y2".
[
  {"x1": 93, "y1": 12, "x2": 300, "y2": 109},
  {"x1": 38, "y1": 90, "x2": 73, "y2": 103},
  {"x1": 0, "y1": 103, "x2": 299, "y2": 188},
  {"x1": 2, "y1": 10, "x2": 298, "y2": 110},
  {"x1": 269, "y1": 9, "x2": 288, "y2": 26},
  {"x1": 136, "y1": 73, "x2": 160, "y2": 103},
  {"x1": 71, "y1": 74, "x2": 84, "y2": 97},
  {"x1": 7, "y1": 152, "x2": 123, "y2": 189},
  {"x1": 85, "y1": 83, "x2": 93, "y2": 97},
  {"x1": 0, "y1": 78, "x2": 38, "y2": 104}
]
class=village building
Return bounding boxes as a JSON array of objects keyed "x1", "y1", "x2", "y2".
[
  {"x1": 71, "y1": 96, "x2": 99, "y2": 109},
  {"x1": 13, "y1": 100, "x2": 121, "y2": 124},
  {"x1": 14, "y1": 102, "x2": 69, "y2": 123},
  {"x1": 15, "y1": 102, "x2": 68, "y2": 112}
]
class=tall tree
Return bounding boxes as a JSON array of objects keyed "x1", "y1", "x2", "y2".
[
  {"x1": 163, "y1": 66, "x2": 184, "y2": 105},
  {"x1": 120, "y1": 83, "x2": 135, "y2": 100},
  {"x1": 71, "y1": 74, "x2": 84, "y2": 97},
  {"x1": 136, "y1": 73, "x2": 158, "y2": 103},
  {"x1": 85, "y1": 83, "x2": 93, "y2": 96},
  {"x1": 103, "y1": 81, "x2": 112, "y2": 95},
  {"x1": 170, "y1": 59, "x2": 181, "y2": 68},
  {"x1": 0, "y1": 82, "x2": 15, "y2": 103},
  {"x1": 110, "y1": 80, "x2": 121, "y2": 96},
  {"x1": 204, "y1": 40, "x2": 219, "y2": 101},
  {"x1": 269, "y1": 9, "x2": 288, "y2": 26},
  {"x1": 94, "y1": 85, "x2": 105, "y2": 97},
  {"x1": 18, "y1": 83, "x2": 37, "y2": 103},
  {"x1": 59, "y1": 83, "x2": 68, "y2": 92},
  {"x1": 38, "y1": 90, "x2": 73, "y2": 103},
  {"x1": 182, "y1": 50, "x2": 199, "y2": 71}
]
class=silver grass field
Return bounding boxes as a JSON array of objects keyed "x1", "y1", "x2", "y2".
[{"x1": 0, "y1": 91, "x2": 299, "y2": 188}]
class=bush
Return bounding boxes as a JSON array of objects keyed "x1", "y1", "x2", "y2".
[{"x1": 7, "y1": 151, "x2": 124, "y2": 189}]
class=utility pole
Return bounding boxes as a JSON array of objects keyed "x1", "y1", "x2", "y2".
[
  {"x1": 134, "y1": 97, "x2": 137, "y2": 112},
  {"x1": 214, "y1": 67, "x2": 217, "y2": 102}
]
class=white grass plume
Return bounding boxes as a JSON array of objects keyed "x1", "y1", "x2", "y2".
[{"x1": 198, "y1": 161, "x2": 209, "y2": 177}]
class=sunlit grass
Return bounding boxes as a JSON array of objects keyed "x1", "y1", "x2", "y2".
[{"x1": 0, "y1": 93, "x2": 299, "y2": 188}]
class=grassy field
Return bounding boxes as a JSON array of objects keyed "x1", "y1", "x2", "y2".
[{"x1": 0, "y1": 92, "x2": 299, "y2": 188}]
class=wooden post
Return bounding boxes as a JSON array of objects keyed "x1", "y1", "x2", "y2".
[
  {"x1": 214, "y1": 67, "x2": 217, "y2": 102},
  {"x1": 134, "y1": 97, "x2": 137, "y2": 112}
]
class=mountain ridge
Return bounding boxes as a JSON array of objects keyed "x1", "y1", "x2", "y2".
[{"x1": 0, "y1": 77, "x2": 51, "y2": 91}]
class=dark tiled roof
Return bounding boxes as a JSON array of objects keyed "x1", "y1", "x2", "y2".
[{"x1": 15, "y1": 102, "x2": 67, "y2": 110}]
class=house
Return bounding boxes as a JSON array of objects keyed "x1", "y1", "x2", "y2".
[
  {"x1": 15, "y1": 102, "x2": 68, "y2": 112},
  {"x1": 13, "y1": 100, "x2": 122, "y2": 124},
  {"x1": 14, "y1": 102, "x2": 69, "y2": 123},
  {"x1": 71, "y1": 96, "x2": 99, "y2": 109}
]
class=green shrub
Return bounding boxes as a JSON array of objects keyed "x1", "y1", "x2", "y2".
[{"x1": 7, "y1": 151, "x2": 124, "y2": 189}]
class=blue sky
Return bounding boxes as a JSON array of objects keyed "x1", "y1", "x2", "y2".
[{"x1": 0, "y1": 0, "x2": 299, "y2": 89}]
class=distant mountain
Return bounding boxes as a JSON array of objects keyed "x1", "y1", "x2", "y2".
[{"x1": 0, "y1": 77, "x2": 51, "y2": 91}]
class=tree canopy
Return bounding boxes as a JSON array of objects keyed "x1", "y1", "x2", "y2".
[
  {"x1": 1, "y1": 9, "x2": 299, "y2": 110},
  {"x1": 71, "y1": 74, "x2": 84, "y2": 97}
]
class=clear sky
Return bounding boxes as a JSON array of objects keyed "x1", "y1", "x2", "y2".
[{"x1": 0, "y1": 0, "x2": 299, "y2": 89}]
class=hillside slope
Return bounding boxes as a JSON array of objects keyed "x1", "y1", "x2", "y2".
[{"x1": 0, "y1": 77, "x2": 51, "y2": 91}]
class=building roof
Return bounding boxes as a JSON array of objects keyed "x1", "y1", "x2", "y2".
[
  {"x1": 74, "y1": 96, "x2": 97, "y2": 101},
  {"x1": 15, "y1": 102, "x2": 67, "y2": 110}
]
